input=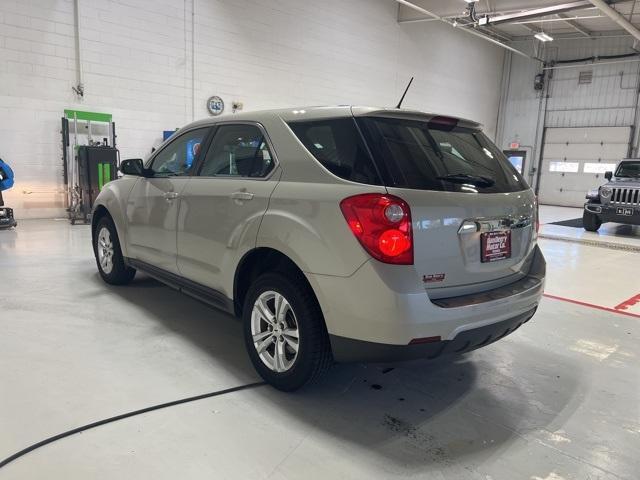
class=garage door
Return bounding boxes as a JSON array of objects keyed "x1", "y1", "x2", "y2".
[{"x1": 538, "y1": 126, "x2": 631, "y2": 207}]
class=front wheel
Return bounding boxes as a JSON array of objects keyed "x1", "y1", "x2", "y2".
[
  {"x1": 243, "y1": 272, "x2": 332, "y2": 391},
  {"x1": 93, "y1": 216, "x2": 136, "y2": 285},
  {"x1": 583, "y1": 210, "x2": 602, "y2": 232}
]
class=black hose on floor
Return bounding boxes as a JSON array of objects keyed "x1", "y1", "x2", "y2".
[{"x1": 0, "y1": 381, "x2": 266, "y2": 470}]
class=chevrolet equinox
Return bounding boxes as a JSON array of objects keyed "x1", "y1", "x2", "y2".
[{"x1": 92, "y1": 106, "x2": 545, "y2": 391}]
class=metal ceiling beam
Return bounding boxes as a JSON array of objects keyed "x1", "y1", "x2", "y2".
[
  {"x1": 629, "y1": 0, "x2": 638, "y2": 22},
  {"x1": 483, "y1": 26, "x2": 514, "y2": 42},
  {"x1": 394, "y1": 0, "x2": 440, "y2": 20},
  {"x1": 557, "y1": 12, "x2": 592, "y2": 36},
  {"x1": 457, "y1": 17, "x2": 513, "y2": 42},
  {"x1": 393, "y1": 0, "x2": 536, "y2": 61},
  {"x1": 397, "y1": 11, "x2": 605, "y2": 25},
  {"x1": 588, "y1": 0, "x2": 640, "y2": 42},
  {"x1": 397, "y1": 17, "x2": 439, "y2": 24},
  {"x1": 512, "y1": 14, "x2": 602, "y2": 24},
  {"x1": 479, "y1": 1, "x2": 593, "y2": 26},
  {"x1": 520, "y1": 22, "x2": 543, "y2": 33}
]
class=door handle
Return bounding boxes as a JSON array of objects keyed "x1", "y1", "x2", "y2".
[
  {"x1": 164, "y1": 192, "x2": 179, "y2": 201},
  {"x1": 231, "y1": 191, "x2": 254, "y2": 202}
]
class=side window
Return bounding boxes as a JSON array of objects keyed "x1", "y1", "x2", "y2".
[
  {"x1": 288, "y1": 118, "x2": 382, "y2": 185},
  {"x1": 199, "y1": 124, "x2": 274, "y2": 178},
  {"x1": 150, "y1": 128, "x2": 209, "y2": 176}
]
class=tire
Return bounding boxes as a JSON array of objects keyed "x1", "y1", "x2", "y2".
[
  {"x1": 93, "y1": 216, "x2": 136, "y2": 285},
  {"x1": 583, "y1": 210, "x2": 602, "y2": 232},
  {"x1": 243, "y1": 272, "x2": 332, "y2": 391}
]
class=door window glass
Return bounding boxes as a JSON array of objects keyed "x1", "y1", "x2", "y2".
[
  {"x1": 150, "y1": 128, "x2": 209, "y2": 176},
  {"x1": 199, "y1": 124, "x2": 275, "y2": 178}
]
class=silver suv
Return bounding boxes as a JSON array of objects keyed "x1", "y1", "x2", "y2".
[
  {"x1": 92, "y1": 106, "x2": 545, "y2": 391},
  {"x1": 584, "y1": 159, "x2": 640, "y2": 231}
]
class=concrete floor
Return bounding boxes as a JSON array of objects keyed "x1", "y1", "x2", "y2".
[{"x1": 1, "y1": 217, "x2": 639, "y2": 480}]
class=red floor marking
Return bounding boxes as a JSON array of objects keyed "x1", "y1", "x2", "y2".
[
  {"x1": 543, "y1": 293, "x2": 640, "y2": 319},
  {"x1": 614, "y1": 293, "x2": 640, "y2": 312}
]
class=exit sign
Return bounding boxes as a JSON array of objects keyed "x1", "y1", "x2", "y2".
[{"x1": 510, "y1": 142, "x2": 520, "y2": 149}]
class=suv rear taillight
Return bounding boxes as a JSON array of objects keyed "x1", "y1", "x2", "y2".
[{"x1": 340, "y1": 194, "x2": 413, "y2": 265}]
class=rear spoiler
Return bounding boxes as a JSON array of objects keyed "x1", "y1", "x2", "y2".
[{"x1": 350, "y1": 107, "x2": 483, "y2": 131}]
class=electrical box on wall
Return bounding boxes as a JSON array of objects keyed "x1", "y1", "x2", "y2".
[{"x1": 534, "y1": 72, "x2": 545, "y2": 91}]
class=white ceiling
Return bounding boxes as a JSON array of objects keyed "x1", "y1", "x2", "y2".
[{"x1": 397, "y1": 0, "x2": 640, "y2": 40}]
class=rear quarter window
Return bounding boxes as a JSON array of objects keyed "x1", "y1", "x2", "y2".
[{"x1": 288, "y1": 118, "x2": 382, "y2": 185}]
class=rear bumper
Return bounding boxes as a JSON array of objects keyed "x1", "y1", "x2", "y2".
[
  {"x1": 330, "y1": 307, "x2": 536, "y2": 363},
  {"x1": 585, "y1": 203, "x2": 640, "y2": 225},
  {"x1": 307, "y1": 245, "x2": 545, "y2": 362}
]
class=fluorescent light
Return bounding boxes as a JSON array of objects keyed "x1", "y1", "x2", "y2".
[{"x1": 534, "y1": 32, "x2": 553, "y2": 42}]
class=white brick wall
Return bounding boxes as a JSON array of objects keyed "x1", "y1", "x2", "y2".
[{"x1": 0, "y1": 0, "x2": 504, "y2": 219}]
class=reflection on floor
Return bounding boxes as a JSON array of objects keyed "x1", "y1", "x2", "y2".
[
  {"x1": 0, "y1": 220, "x2": 638, "y2": 480},
  {"x1": 539, "y1": 205, "x2": 640, "y2": 250}
]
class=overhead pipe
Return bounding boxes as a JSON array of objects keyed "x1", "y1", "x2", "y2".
[
  {"x1": 543, "y1": 57, "x2": 640, "y2": 70},
  {"x1": 72, "y1": 0, "x2": 84, "y2": 98},
  {"x1": 588, "y1": 0, "x2": 640, "y2": 42},
  {"x1": 191, "y1": 0, "x2": 195, "y2": 121},
  {"x1": 393, "y1": 0, "x2": 537, "y2": 61}
]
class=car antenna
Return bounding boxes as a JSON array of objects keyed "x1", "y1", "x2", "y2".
[{"x1": 395, "y1": 77, "x2": 414, "y2": 109}]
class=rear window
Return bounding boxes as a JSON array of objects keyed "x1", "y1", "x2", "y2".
[
  {"x1": 288, "y1": 118, "x2": 382, "y2": 185},
  {"x1": 358, "y1": 117, "x2": 528, "y2": 193},
  {"x1": 616, "y1": 162, "x2": 640, "y2": 177}
]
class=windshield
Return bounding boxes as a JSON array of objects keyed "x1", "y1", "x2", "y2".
[
  {"x1": 357, "y1": 117, "x2": 528, "y2": 193},
  {"x1": 616, "y1": 161, "x2": 640, "y2": 178}
]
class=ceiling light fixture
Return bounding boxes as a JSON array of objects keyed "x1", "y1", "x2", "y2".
[{"x1": 534, "y1": 32, "x2": 554, "y2": 42}]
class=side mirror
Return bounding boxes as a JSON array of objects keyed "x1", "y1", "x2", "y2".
[
  {"x1": 604, "y1": 171, "x2": 613, "y2": 181},
  {"x1": 120, "y1": 158, "x2": 147, "y2": 176}
]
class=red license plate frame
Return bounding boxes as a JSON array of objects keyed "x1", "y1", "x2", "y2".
[{"x1": 481, "y1": 230, "x2": 511, "y2": 263}]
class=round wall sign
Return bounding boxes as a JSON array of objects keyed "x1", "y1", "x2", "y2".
[{"x1": 207, "y1": 96, "x2": 225, "y2": 116}]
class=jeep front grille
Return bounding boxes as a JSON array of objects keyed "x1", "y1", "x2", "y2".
[{"x1": 610, "y1": 188, "x2": 640, "y2": 206}]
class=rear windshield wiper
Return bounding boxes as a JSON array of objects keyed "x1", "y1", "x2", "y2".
[{"x1": 436, "y1": 173, "x2": 495, "y2": 187}]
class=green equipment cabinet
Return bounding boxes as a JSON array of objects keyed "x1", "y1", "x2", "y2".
[
  {"x1": 75, "y1": 146, "x2": 118, "y2": 224},
  {"x1": 61, "y1": 109, "x2": 118, "y2": 224}
]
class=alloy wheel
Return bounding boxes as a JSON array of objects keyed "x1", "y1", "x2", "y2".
[
  {"x1": 97, "y1": 227, "x2": 114, "y2": 274},
  {"x1": 250, "y1": 290, "x2": 300, "y2": 373}
]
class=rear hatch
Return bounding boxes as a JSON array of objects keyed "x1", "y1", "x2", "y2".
[{"x1": 355, "y1": 113, "x2": 536, "y2": 295}]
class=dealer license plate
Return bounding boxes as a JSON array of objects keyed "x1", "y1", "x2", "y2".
[
  {"x1": 481, "y1": 231, "x2": 511, "y2": 263},
  {"x1": 616, "y1": 207, "x2": 633, "y2": 216}
]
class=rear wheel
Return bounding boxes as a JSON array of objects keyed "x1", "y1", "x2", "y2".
[
  {"x1": 243, "y1": 272, "x2": 332, "y2": 391},
  {"x1": 93, "y1": 216, "x2": 136, "y2": 285},
  {"x1": 583, "y1": 210, "x2": 602, "y2": 232}
]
